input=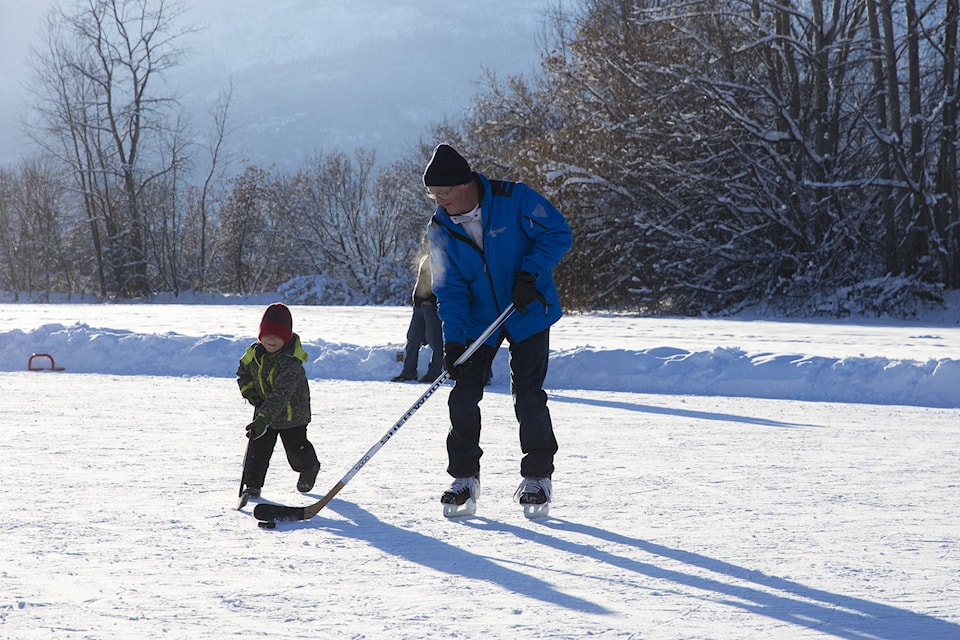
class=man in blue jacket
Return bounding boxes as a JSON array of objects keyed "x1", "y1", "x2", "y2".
[{"x1": 424, "y1": 144, "x2": 573, "y2": 518}]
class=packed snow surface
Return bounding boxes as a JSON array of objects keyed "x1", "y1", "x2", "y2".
[{"x1": 1, "y1": 301, "x2": 958, "y2": 639}]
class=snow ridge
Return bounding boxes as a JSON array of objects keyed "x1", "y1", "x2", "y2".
[{"x1": 5, "y1": 323, "x2": 957, "y2": 408}]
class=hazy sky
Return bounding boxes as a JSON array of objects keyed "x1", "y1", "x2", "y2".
[
  {"x1": 0, "y1": 0, "x2": 566, "y2": 170},
  {"x1": 0, "y1": 1, "x2": 53, "y2": 160}
]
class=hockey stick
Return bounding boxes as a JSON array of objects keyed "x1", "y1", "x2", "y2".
[
  {"x1": 253, "y1": 304, "x2": 516, "y2": 522},
  {"x1": 235, "y1": 437, "x2": 252, "y2": 510}
]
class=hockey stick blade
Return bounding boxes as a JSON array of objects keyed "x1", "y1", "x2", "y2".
[
  {"x1": 253, "y1": 502, "x2": 306, "y2": 521},
  {"x1": 253, "y1": 481, "x2": 345, "y2": 522}
]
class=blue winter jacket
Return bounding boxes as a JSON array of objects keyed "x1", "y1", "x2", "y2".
[{"x1": 427, "y1": 173, "x2": 573, "y2": 346}]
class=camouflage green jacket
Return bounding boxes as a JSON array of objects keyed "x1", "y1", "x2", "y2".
[{"x1": 236, "y1": 334, "x2": 311, "y2": 429}]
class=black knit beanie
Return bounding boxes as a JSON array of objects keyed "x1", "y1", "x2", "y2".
[
  {"x1": 259, "y1": 303, "x2": 293, "y2": 344},
  {"x1": 423, "y1": 144, "x2": 473, "y2": 187}
]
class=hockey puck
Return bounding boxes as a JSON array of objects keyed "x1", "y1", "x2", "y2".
[{"x1": 258, "y1": 521, "x2": 276, "y2": 529}]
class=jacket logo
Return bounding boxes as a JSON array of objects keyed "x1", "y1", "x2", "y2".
[{"x1": 488, "y1": 226, "x2": 507, "y2": 238}]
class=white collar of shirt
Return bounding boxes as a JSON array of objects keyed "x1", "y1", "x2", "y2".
[
  {"x1": 449, "y1": 204, "x2": 483, "y2": 248},
  {"x1": 449, "y1": 204, "x2": 481, "y2": 225}
]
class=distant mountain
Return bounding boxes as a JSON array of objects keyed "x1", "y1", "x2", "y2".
[{"x1": 1, "y1": 0, "x2": 567, "y2": 171}]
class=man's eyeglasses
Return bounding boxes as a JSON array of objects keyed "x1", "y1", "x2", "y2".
[{"x1": 426, "y1": 187, "x2": 456, "y2": 201}]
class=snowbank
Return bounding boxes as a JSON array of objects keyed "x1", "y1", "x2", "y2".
[{"x1": 4, "y1": 320, "x2": 957, "y2": 408}]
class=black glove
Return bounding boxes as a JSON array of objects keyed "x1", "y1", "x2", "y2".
[
  {"x1": 245, "y1": 415, "x2": 270, "y2": 440},
  {"x1": 512, "y1": 271, "x2": 540, "y2": 312},
  {"x1": 443, "y1": 342, "x2": 467, "y2": 380}
]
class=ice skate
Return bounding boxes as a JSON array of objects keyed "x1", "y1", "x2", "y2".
[
  {"x1": 514, "y1": 477, "x2": 551, "y2": 519},
  {"x1": 440, "y1": 476, "x2": 479, "y2": 517}
]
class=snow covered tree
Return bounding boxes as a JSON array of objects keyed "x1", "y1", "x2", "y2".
[
  {"x1": 869, "y1": 0, "x2": 960, "y2": 288},
  {"x1": 934, "y1": 0, "x2": 960, "y2": 288},
  {"x1": 206, "y1": 151, "x2": 425, "y2": 303},
  {"x1": 288, "y1": 149, "x2": 427, "y2": 303},
  {"x1": 458, "y1": 0, "x2": 959, "y2": 315}
]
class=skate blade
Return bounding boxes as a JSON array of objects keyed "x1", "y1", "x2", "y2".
[
  {"x1": 442, "y1": 499, "x2": 477, "y2": 518},
  {"x1": 522, "y1": 502, "x2": 550, "y2": 519}
]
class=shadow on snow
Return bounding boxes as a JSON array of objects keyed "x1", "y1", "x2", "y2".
[
  {"x1": 259, "y1": 499, "x2": 957, "y2": 637},
  {"x1": 297, "y1": 500, "x2": 612, "y2": 615},
  {"x1": 549, "y1": 392, "x2": 824, "y2": 429},
  {"x1": 529, "y1": 517, "x2": 956, "y2": 640}
]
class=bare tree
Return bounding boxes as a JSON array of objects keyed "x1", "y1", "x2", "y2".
[
  {"x1": 212, "y1": 166, "x2": 297, "y2": 294},
  {"x1": 0, "y1": 161, "x2": 76, "y2": 298},
  {"x1": 27, "y1": 0, "x2": 191, "y2": 297},
  {"x1": 0, "y1": 169, "x2": 26, "y2": 297},
  {"x1": 143, "y1": 86, "x2": 233, "y2": 295},
  {"x1": 192, "y1": 84, "x2": 234, "y2": 292}
]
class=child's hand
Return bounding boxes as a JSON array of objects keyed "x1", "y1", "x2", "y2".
[{"x1": 245, "y1": 415, "x2": 270, "y2": 440}]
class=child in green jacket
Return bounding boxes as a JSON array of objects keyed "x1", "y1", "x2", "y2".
[{"x1": 236, "y1": 303, "x2": 320, "y2": 502}]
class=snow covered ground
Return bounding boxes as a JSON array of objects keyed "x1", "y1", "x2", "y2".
[{"x1": 1, "y1": 301, "x2": 959, "y2": 639}]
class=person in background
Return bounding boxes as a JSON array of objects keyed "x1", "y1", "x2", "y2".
[
  {"x1": 236, "y1": 303, "x2": 320, "y2": 502},
  {"x1": 392, "y1": 236, "x2": 444, "y2": 383},
  {"x1": 424, "y1": 144, "x2": 573, "y2": 518}
]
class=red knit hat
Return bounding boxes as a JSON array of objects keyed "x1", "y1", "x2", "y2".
[{"x1": 259, "y1": 303, "x2": 293, "y2": 344}]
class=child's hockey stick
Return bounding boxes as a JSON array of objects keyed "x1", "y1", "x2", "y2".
[{"x1": 235, "y1": 437, "x2": 252, "y2": 509}]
